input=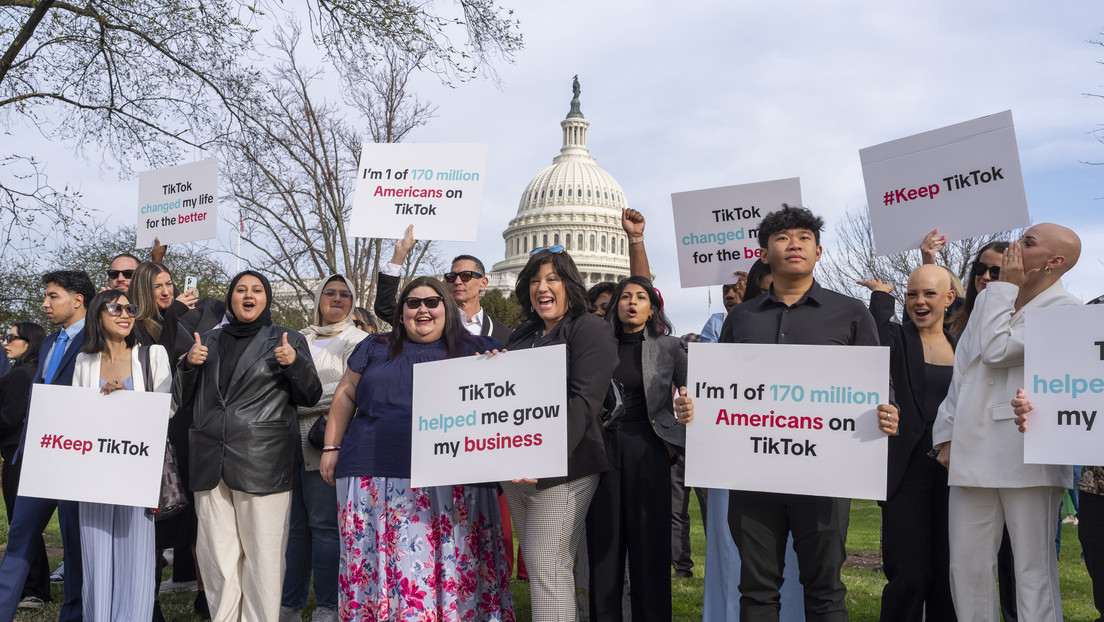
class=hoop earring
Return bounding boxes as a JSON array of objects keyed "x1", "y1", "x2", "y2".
[{"x1": 1044, "y1": 265, "x2": 1052, "y2": 275}]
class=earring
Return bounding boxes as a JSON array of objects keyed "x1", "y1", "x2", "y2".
[{"x1": 1044, "y1": 265, "x2": 1052, "y2": 275}]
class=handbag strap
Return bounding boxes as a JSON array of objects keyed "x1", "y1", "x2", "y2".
[{"x1": 137, "y1": 345, "x2": 153, "y2": 392}]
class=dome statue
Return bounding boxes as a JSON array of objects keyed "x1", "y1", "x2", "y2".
[{"x1": 488, "y1": 78, "x2": 631, "y2": 290}]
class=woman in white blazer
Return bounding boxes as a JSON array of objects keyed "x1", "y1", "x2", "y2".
[{"x1": 73, "y1": 289, "x2": 172, "y2": 622}]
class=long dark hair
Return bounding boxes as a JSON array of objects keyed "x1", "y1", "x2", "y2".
[
  {"x1": 607, "y1": 276, "x2": 674, "y2": 338},
  {"x1": 388, "y1": 277, "x2": 469, "y2": 359},
  {"x1": 948, "y1": 241, "x2": 1008, "y2": 336},
  {"x1": 82, "y1": 290, "x2": 137, "y2": 354},
  {"x1": 513, "y1": 249, "x2": 589, "y2": 326},
  {"x1": 745, "y1": 259, "x2": 773, "y2": 300},
  {"x1": 9, "y1": 322, "x2": 45, "y2": 368}
]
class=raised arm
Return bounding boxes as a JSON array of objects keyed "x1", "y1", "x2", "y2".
[{"x1": 622, "y1": 208, "x2": 651, "y2": 279}]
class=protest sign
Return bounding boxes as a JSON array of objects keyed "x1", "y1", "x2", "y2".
[
  {"x1": 20, "y1": 384, "x2": 170, "y2": 507},
  {"x1": 860, "y1": 110, "x2": 1029, "y2": 256},
  {"x1": 410, "y1": 345, "x2": 567, "y2": 488},
  {"x1": 671, "y1": 178, "x2": 801, "y2": 288},
  {"x1": 685, "y1": 342, "x2": 889, "y2": 500},
  {"x1": 350, "y1": 143, "x2": 488, "y2": 242},
  {"x1": 136, "y1": 158, "x2": 219, "y2": 247},
  {"x1": 1024, "y1": 305, "x2": 1104, "y2": 465}
]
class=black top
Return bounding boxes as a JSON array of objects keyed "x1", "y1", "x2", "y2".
[
  {"x1": 613, "y1": 331, "x2": 647, "y2": 423},
  {"x1": 0, "y1": 364, "x2": 34, "y2": 454},
  {"x1": 922, "y1": 363, "x2": 953, "y2": 426},
  {"x1": 720, "y1": 280, "x2": 880, "y2": 348}
]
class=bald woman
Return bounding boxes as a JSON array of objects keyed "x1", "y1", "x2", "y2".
[{"x1": 932, "y1": 223, "x2": 1081, "y2": 622}]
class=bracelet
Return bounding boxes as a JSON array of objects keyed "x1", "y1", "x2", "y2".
[
  {"x1": 628, "y1": 235, "x2": 644, "y2": 245},
  {"x1": 322, "y1": 445, "x2": 341, "y2": 452}
]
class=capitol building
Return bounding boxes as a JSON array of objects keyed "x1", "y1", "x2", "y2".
[{"x1": 487, "y1": 79, "x2": 631, "y2": 290}]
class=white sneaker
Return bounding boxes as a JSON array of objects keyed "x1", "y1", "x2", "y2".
[
  {"x1": 49, "y1": 562, "x2": 64, "y2": 584},
  {"x1": 18, "y1": 596, "x2": 44, "y2": 609},
  {"x1": 279, "y1": 605, "x2": 301, "y2": 622},
  {"x1": 159, "y1": 578, "x2": 198, "y2": 594},
  {"x1": 312, "y1": 607, "x2": 338, "y2": 622}
]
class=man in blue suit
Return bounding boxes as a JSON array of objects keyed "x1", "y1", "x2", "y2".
[{"x1": 0, "y1": 270, "x2": 95, "y2": 620}]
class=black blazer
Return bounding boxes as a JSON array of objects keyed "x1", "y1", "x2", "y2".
[
  {"x1": 638, "y1": 331, "x2": 688, "y2": 447},
  {"x1": 173, "y1": 325, "x2": 322, "y2": 494},
  {"x1": 374, "y1": 271, "x2": 512, "y2": 342},
  {"x1": 13, "y1": 327, "x2": 85, "y2": 464},
  {"x1": 870, "y1": 291, "x2": 956, "y2": 498},
  {"x1": 0, "y1": 364, "x2": 34, "y2": 455},
  {"x1": 507, "y1": 313, "x2": 618, "y2": 489}
]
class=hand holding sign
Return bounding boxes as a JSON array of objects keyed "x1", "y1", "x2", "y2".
[
  {"x1": 877, "y1": 403, "x2": 899, "y2": 435},
  {"x1": 187, "y1": 332, "x2": 207, "y2": 366},
  {"x1": 920, "y1": 229, "x2": 947, "y2": 265},
  {"x1": 274, "y1": 332, "x2": 296, "y2": 367},
  {"x1": 1012, "y1": 388, "x2": 1034, "y2": 433},
  {"x1": 675, "y1": 386, "x2": 694, "y2": 424}
]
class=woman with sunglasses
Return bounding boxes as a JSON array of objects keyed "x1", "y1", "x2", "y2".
[
  {"x1": 280, "y1": 275, "x2": 367, "y2": 622},
  {"x1": 71, "y1": 290, "x2": 173, "y2": 620},
  {"x1": 320, "y1": 276, "x2": 514, "y2": 621},
  {"x1": 174, "y1": 270, "x2": 322, "y2": 621},
  {"x1": 130, "y1": 261, "x2": 198, "y2": 349},
  {"x1": 497, "y1": 246, "x2": 618, "y2": 621},
  {"x1": 0, "y1": 322, "x2": 48, "y2": 605},
  {"x1": 587, "y1": 276, "x2": 693, "y2": 621},
  {"x1": 948, "y1": 241, "x2": 1008, "y2": 336}
]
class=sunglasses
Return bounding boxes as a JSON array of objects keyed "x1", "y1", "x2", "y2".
[
  {"x1": 971, "y1": 262, "x2": 1000, "y2": 280},
  {"x1": 107, "y1": 269, "x2": 135, "y2": 280},
  {"x1": 443, "y1": 270, "x2": 484, "y2": 283},
  {"x1": 3, "y1": 334, "x2": 25, "y2": 344},
  {"x1": 104, "y1": 303, "x2": 138, "y2": 317},
  {"x1": 529, "y1": 245, "x2": 565, "y2": 256},
  {"x1": 322, "y1": 289, "x2": 352, "y2": 299},
  {"x1": 404, "y1": 296, "x2": 444, "y2": 310}
]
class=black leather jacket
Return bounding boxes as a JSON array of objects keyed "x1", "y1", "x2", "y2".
[{"x1": 173, "y1": 325, "x2": 322, "y2": 494}]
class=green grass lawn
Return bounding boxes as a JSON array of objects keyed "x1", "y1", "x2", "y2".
[{"x1": 3, "y1": 498, "x2": 1098, "y2": 620}]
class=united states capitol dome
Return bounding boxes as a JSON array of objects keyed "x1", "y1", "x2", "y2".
[{"x1": 488, "y1": 77, "x2": 631, "y2": 287}]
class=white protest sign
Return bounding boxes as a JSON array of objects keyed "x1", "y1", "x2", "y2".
[
  {"x1": 1024, "y1": 305, "x2": 1104, "y2": 465},
  {"x1": 860, "y1": 110, "x2": 1029, "y2": 256},
  {"x1": 410, "y1": 345, "x2": 567, "y2": 488},
  {"x1": 685, "y1": 342, "x2": 889, "y2": 500},
  {"x1": 20, "y1": 384, "x2": 170, "y2": 507},
  {"x1": 670, "y1": 178, "x2": 801, "y2": 288},
  {"x1": 350, "y1": 143, "x2": 488, "y2": 242},
  {"x1": 136, "y1": 158, "x2": 219, "y2": 247}
]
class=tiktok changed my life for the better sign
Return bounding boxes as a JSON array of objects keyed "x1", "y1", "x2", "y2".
[{"x1": 685, "y1": 343, "x2": 890, "y2": 500}]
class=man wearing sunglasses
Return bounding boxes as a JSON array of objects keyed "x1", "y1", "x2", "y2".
[
  {"x1": 105, "y1": 253, "x2": 140, "y2": 293},
  {"x1": 373, "y1": 228, "x2": 512, "y2": 344},
  {"x1": 0, "y1": 270, "x2": 95, "y2": 620}
]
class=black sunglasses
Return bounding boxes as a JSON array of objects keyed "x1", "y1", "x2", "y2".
[
  {"x1": 529, "y1": 245, "x2": 565, "y2": 256},
  {"x1": 404, "y1": 296, "x2": 444, "y2": 310},
  {"x1": 107, "y1": 269, "x2": 135, "y2": 280},
  {"x1": 971, "y1": 262, "x2": 1000, "y2": 280},
  {"x1": 443, "y1": 270, "x2": 484, "y2": 283},
  {"x1": 3, "y1": 333, "x2": 25, "y2": 344},
  {"x1": 104, "y1": 303, "x2": 138, "y2": 317}
]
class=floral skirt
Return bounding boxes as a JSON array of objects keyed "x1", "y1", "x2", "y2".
[{"x1": 337, "y1": 476, "x2": 515, "y2": 622}]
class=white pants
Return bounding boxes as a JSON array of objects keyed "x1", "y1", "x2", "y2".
[
  {"x1": 195, "y1": 479, "x2": 291, "y2": 622},
  {"x1": 948, "y1": 485, "x2": 1063, "y2": 622},
  {"x1": 79, "y1": 502, "x2": 155, "y2": 621}
]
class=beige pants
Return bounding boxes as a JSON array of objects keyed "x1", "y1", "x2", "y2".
[
  {"x1": 948, "y1": 485, "x2": 1063, "y2": 622},
  {"x1": 195, "y1": 479, "x2": 292, "y2": 622}
]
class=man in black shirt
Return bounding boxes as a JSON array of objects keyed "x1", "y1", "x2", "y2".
[{"x1": 719, "y1": 205, "x2": 898, "y2": 621}]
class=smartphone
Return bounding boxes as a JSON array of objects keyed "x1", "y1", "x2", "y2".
[{"x1": 185, "y1": 276, "x2": 198, "y2": 296}]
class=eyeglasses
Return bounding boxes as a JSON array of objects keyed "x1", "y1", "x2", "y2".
[
  {"x1": 3, "y1": 334, "x2": 25, "y2": 344},
  {"x1": 971, "y1": 262, "x2": 1000, "y2": 280},
  {"x1": 107, "y1": 270, "x2": 135, "y2": 280},
  {"x1": 322, "y1": 289, "x2": 353, "y2": 299},
  {"x1": 529, "y1": 245, "x2": 565, "y2": 256},
  {"x1": 443, "y1": 270, "x2": 484, "y2": 283},
  {"x1": 352, "y1": 320, "x2": 364, "y2": 328},
  {"x1": 404, "y1": 296, "x2": 444, "y2": 310},
  {"x1": 104, "y1": 303, "x2": 138, "y2": 317}
]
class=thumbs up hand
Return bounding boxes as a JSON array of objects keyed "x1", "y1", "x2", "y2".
[
  {"x1": 187, "y1": 332, "x2": 208, "y2": 366},
  {"x1": 274, "y1": 331, "x2": 297, "y2": 367}
]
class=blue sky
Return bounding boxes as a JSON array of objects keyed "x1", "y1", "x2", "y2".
[{"x1": 10, "y1": 1, "x2": 1103, "y2": 332}]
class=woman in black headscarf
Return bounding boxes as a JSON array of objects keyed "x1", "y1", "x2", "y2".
[{"x1": 172, "y1": 270, "x2": 322, "y2": 622}]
